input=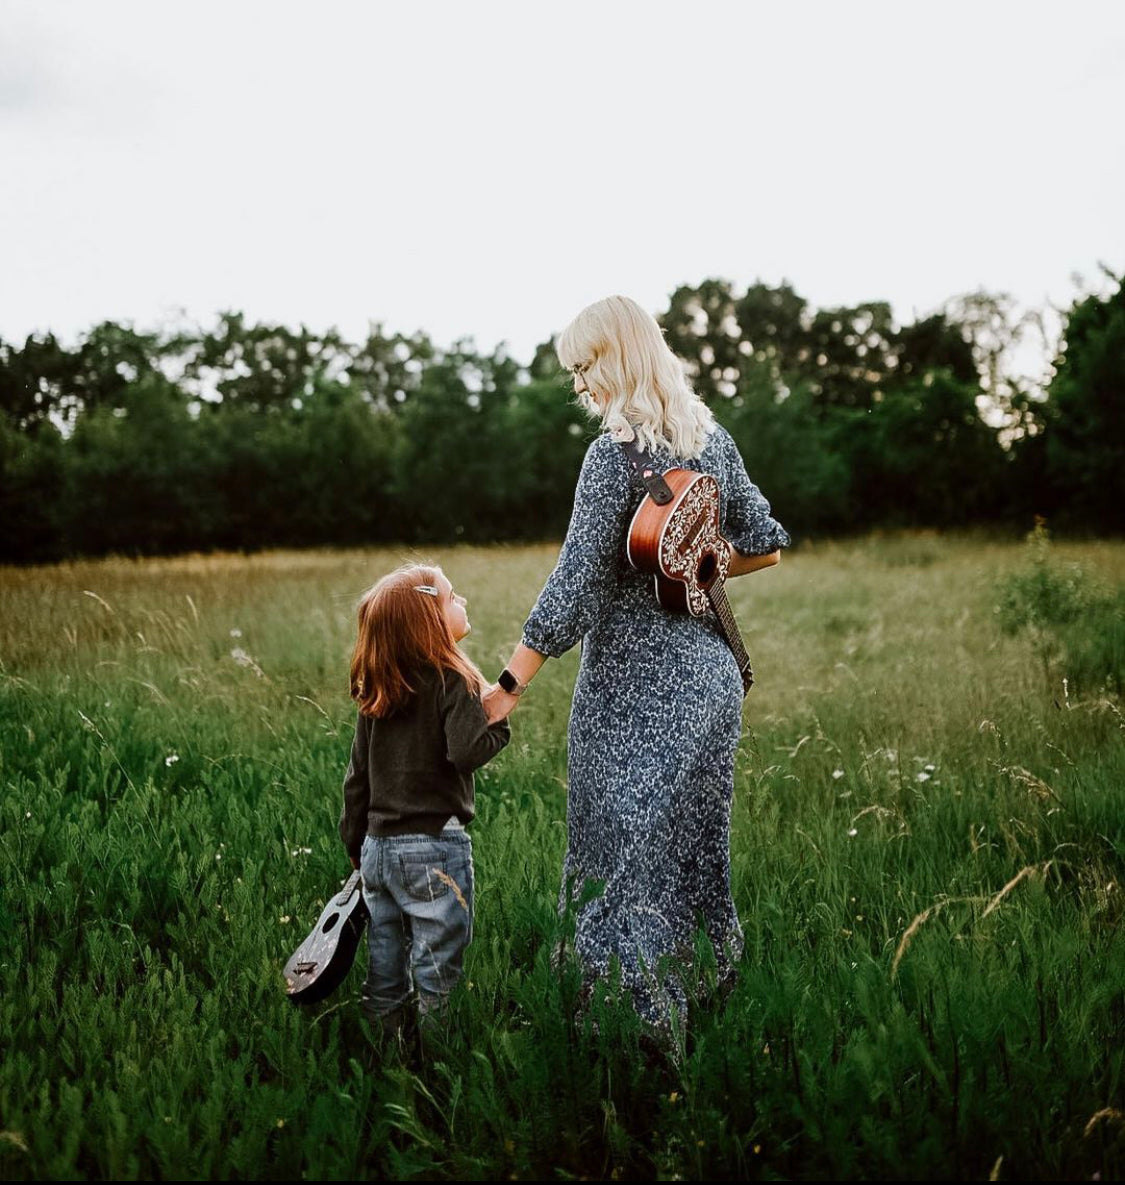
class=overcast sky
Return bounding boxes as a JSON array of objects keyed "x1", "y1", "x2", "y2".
[{"x1": 2, "y1": 0, "x2": 1122, "y2": 369}]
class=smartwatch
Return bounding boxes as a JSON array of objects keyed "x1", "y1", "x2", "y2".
[{"x1": 498, "y1": 668, "x2": 528, "y2": 696}]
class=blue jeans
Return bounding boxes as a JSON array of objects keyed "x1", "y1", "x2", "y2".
[{"x1": 358, "y1": 825, "x2": 474, "y2": 1021}]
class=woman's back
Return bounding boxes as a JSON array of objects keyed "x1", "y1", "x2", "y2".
[{"x1": 522, "y1": 425, "x2": 789, "y2": 663}]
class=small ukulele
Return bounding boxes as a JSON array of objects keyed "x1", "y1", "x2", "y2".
[
  {"x1": 282, "y1": 870, "x2": 370, "y2": 1005},
  {"x1": 623, "y1": 452, "x2": 755, "y2": 695}
]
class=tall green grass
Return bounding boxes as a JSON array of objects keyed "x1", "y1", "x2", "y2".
[{"x1": 2, "y1": 536, "x2": 1123, "y2": 1179}]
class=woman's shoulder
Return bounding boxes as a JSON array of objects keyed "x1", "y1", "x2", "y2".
[
  {"x1": 585, "y1": 430, "x2": 625, "y2": 463},
  {"x1": 702, "y1": 422, "x2": 737, "y2": 456},
  {"x1": 580, "y1": 431, "x2": 632, "y2": 485}
]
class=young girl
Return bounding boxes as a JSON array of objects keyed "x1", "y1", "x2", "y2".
[{"x1": 339, "y1": 563, "x2": 510, "y2": 1040}]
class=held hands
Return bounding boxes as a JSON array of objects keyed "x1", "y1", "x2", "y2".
[
  {"x1": 484, "y1": 647, "x2": 544, "y2": 722},
  {"x1": 483, "y1": 682, "x2": 520, "y2": 724}
]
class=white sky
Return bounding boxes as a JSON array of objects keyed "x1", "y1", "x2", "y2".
[{"x1": 2, "y1": 0, "x2": 1123, "y2": 370}]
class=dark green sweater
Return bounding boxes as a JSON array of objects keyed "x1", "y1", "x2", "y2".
[{"x1": 338, "y1": 665, "x2": 510, "y2": 860}]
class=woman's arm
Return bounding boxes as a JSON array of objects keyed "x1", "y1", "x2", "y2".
[
  {"x1": 728, "y1": 547, "x2": 781, "y2": 578},
  {"x1": 484, "y1": 435, "x2": 632, "y2": 723},
  {"x1": 719, "y1": 431, "x2": 791, "y2": 563}
]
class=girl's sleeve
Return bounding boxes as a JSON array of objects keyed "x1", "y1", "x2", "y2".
[
  {"x1": 521, "y1": 434, "x2": 633, "y2": 657},
  {"x1": 442, "y1": 675, "x2": 511, "y2": 773},
  {"x1": 721, "y1": 432, "x2": 791, "y2": 556},
  {"x1": 338, "y1": 713, "x2": 370, "y2": 861}
]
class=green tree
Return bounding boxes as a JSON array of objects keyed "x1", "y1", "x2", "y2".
[
  {"x1": 713, "y1": 366, "x2": 851, "y2": 535},
  {"x1": 852, "y1": 371, "x2": 1008, "y2": 526},
  {"x1": 350, "y1": 325, "x2": 433, "y2": 409},
  {"x1": 181, "y1": 313, "x2": 349, "y2": 414},
  {"x1": 0, "y1": 414, "x2": 66, "y2": 561},
  {"x1": 0, "y1": 333, "x2": 76, "y2": 432},
  {"x1": 63, "y1": 373, "x2": 207, "y2": 555},
  {"x1": 662, "y1": 279, "x2": 744, "y2": 401},
  {"x1": 1044, "y1": 271, "x2": 1125, "y2": 531},
  {"x1": 894, "y1": 313, "x2": 977, "y2": 386}
]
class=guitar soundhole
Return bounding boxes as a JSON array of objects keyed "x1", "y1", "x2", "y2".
[
  {"x1": 321, "y1": 912, "x2": 340, "y2": 934},
  {"x1": 697, "y1": 553, "x2": 717, "y2": 586}
]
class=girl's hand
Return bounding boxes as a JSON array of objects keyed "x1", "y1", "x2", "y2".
[{"x1": 483, "y1": 683, "x2": 520, "y2": 724}]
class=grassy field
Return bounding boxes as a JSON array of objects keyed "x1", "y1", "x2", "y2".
[{"x1": 1, "y1": 533, "x2": 1123, "y2": 1180}]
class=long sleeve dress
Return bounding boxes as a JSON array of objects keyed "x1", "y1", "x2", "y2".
[{"x1": 521, "y1": 424, "x2": 790, "y2": 1028}]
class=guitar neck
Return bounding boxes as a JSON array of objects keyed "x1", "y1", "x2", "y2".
[{"x1": 706, "y1": 580, "x2": 755, "y2": 695}]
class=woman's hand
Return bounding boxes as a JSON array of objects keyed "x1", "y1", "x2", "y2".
[{"x1": 483, "y1": 683, "x2": 520, "y2": 724}]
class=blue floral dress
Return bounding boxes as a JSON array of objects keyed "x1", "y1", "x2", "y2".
[{"x1": 521, "y1": 424, "x2": 790, "y2": 1027}]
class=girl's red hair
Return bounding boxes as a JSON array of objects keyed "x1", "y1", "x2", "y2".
[{"x1": 350, "y1": 564, "x2": 484, "y2": 718}]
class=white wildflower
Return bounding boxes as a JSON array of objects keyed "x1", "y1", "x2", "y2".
[
  {"x1": 847, "y1": 827, "x2": 858, "y2": 837},
  {"x1": 165, "y1": 753, "x2": 179, "y2": 766},
  {"x1": 832, "y1": 769, "x2": 844, "y2": 780},
  {"x1": 230, "y1": 628, "x2": 242, "y2": 638},
  {"x1": 916, "y1": 770, "x2": 931, "y2": 782},
  {"x1": 230, "y1": 647, "x2": 265, "y2": 678}
]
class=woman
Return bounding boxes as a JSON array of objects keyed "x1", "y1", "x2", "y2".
[{"x1": 484, "y1": 295, "x2": 789, "y2": 1031}]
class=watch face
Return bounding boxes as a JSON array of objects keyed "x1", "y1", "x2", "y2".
[{"x1": 499, "y1": 669, "x2": 518, "y2": 694}]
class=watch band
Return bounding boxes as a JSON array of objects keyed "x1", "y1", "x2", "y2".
[{"x1": 498, "y1": 667, "x2": 528, "y2": 696}]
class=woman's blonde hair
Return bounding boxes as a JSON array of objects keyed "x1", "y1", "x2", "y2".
[
  {"x1": 350, "y1": 563, "x2": 484, "y2": 718},
  {"x1": 556, "y1": 294, "x2": 714, "y2": 458}
]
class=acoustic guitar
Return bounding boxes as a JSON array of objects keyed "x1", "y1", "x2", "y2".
[
  {"x1": 624, "y1": 457, "x2": 755, "y2": 695},
  {"x1": 283, "y1": 869, "x2": 370, "y2": 1005}
]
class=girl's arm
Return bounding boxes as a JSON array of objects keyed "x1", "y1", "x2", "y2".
[
  {"x1": 443, "y1": 674, "x2": 512, "y2": 772},
  {"x1": 339, "y1": 713, "x2": 370, "y2": 870}
]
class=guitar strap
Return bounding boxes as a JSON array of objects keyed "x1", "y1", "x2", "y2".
[{"x1": 618, "y1": 437, "x2": 674, "y2": 505}]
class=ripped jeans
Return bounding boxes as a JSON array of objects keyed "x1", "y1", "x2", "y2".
[{"x1": 358, "y1": 824, "x2": 474, "y2": 1024}]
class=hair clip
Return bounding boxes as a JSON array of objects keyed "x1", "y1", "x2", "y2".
[{"x1": 413, "y1": 584, "x2": 439, "y2": 597}]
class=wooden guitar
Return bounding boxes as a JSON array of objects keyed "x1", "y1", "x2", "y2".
[
  {"x1": 282, "y1": 869, "x2": 370, "y2": 1005},
  {"x1": 625, "y1": 465, "x2": 755, "y2": 695}
]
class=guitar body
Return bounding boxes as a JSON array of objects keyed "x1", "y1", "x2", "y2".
[
  {"x1": 626, "y1": 469, "x2": 731, "y2": 616},
  {"x1": 626, "y1": 467, "x2": 754, "y2": 694},
  {"x1": 283, "y1": 869, "x2": 370, "y2": 1005}
]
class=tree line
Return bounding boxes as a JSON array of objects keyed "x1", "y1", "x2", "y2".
[{"x1": 1, "y1": 274, "x2": 1122, "y2": 563}]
